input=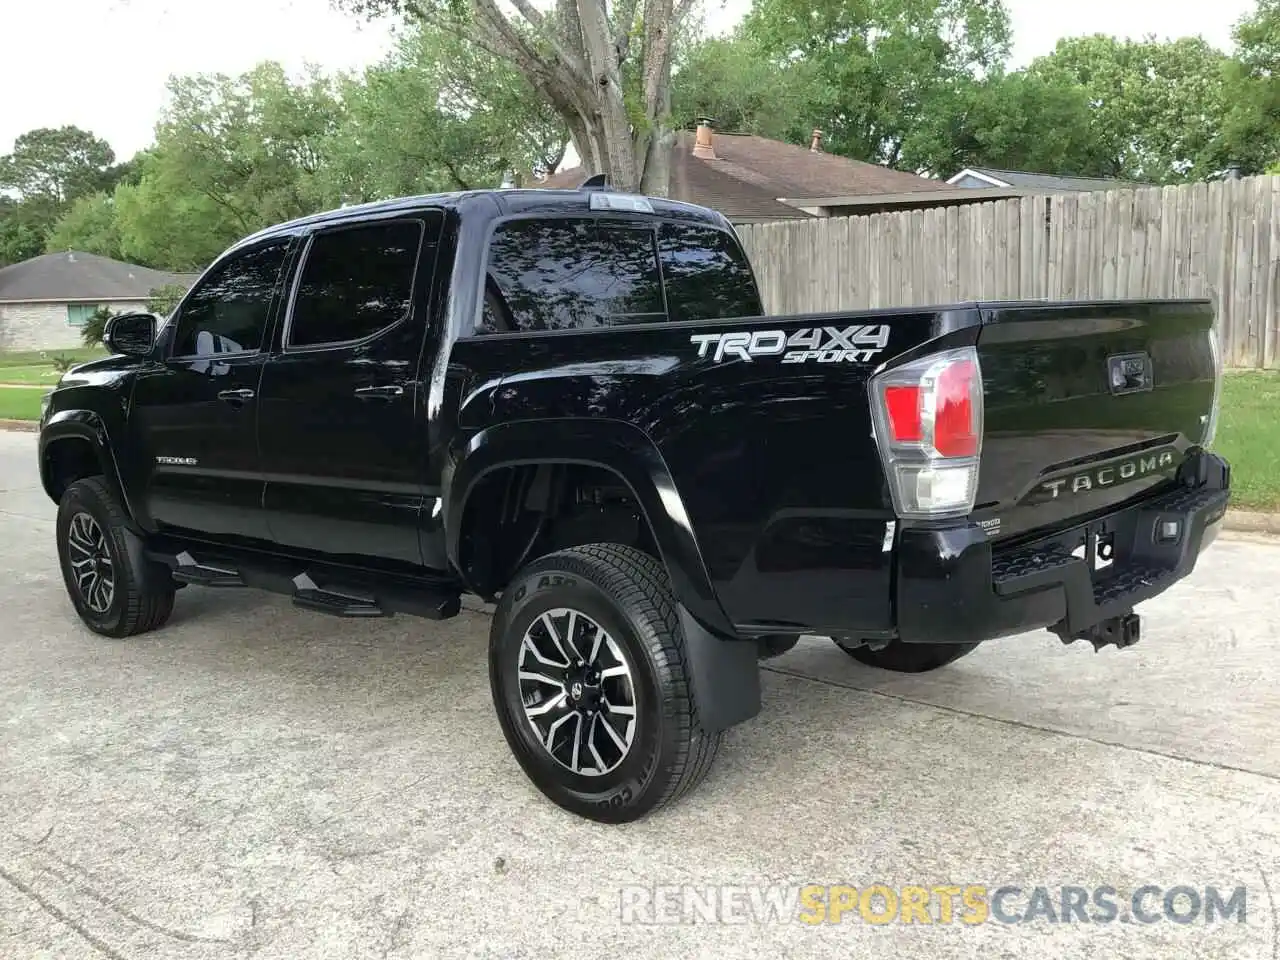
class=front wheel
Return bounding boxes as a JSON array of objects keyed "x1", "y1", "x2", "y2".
[
  {"x1": 56, "y1": 477, "x2": 175, "y2": 638},
  {"x1": 489, "y1": 544, "x2": 721, "y2": 823},
  {"x1": 836, "y1": 638, "x2": 980, "y2": 673}
]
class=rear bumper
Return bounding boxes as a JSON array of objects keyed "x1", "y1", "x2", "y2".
[{"x1": 895, "y1": 451, "x2": 1230, "y2": 645}]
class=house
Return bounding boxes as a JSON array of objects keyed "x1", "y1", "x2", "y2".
[
  {"x1": 538, "y1": 121, "x2": 950, "y2": 222},
  {"x1": 946, "y1": 166, "x2": 1139, "y2": 192},
  {"x1": 0, "y1": 251, "x2": 196, "y2": 351}
]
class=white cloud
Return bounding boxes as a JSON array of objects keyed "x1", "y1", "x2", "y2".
[{"x1": 0, "y1": 0, "x2": 1257, "y2": 160}]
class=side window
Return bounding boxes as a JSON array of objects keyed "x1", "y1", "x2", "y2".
[
  {"x1": 485, "y1": 219, "x2": 664, "y2": 332},
  {"x1": 658, "y1": 224, "x2": 762, "y2": 322},
  {"x1": 288, "y1": 220, "x2": 423, "y2": 348},
  {"x1": 172, "y1": 241, "x2": 290, "y2": 356}
]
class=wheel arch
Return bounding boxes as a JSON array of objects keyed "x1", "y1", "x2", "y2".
[
  {"x1": 445, "y1": 419, "x2": 733, "y2": 637},
  {"x1": 40, "y1": 410, "x2": 134, "y2": 522}
]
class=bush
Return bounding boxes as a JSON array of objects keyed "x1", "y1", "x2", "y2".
[
  {"x1": 80, "y1": 306, "x2": 116, "y2": 348},
  {"x1": 147, "y1": 283, "x2": 188, "y2": 317},
  {"x1": 52, "y1": 354, "x2": 77, "y2": 373}
]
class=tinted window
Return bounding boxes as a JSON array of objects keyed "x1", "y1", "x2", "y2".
[
  {"x1": 485, "y1": 220, "x2": 664, "y2": 332},
  {"x1": 172, "y1": 241, "x2": 289, "y2": 356},
  {"x1": 288, "y1": 220, "x2": 423, "y2": 347},
  {"x1": 659, "y1": 224, "x2": 761, "y2": 322}
]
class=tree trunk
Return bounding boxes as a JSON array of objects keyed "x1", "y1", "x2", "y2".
[{"x1": 575, "y1": 0, "x2": 639, "y2": 191}]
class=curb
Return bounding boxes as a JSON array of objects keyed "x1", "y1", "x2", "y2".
[
  {"x1": 0, "y1": 419, "x2": 36, "y2": 433},
  {"x1": 1221, "y1": 509, "x2": 1280, "y2": 535}
]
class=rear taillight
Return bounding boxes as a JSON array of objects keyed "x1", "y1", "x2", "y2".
[
  {"x1": 1203, "y1": 327, "x2": 1222, "y2": 448},
  {"x1": 870, "y1": 346, "x2": 983, "y2": 518}
]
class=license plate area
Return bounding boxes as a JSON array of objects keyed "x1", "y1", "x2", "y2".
[{"x1": 1071, "y1": 522, "x2": 1115, "y2": 572}]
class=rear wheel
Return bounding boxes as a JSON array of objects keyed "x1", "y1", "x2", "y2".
[
  {"x1": 836, "y1": 638, "x2": 980, "y2": 673},
  {"x1": 56, "y1": 477, "x2": 175, "y2": 638},
  {"x1": 489, "y1": 543, "x2": 721, "y2": 823}
]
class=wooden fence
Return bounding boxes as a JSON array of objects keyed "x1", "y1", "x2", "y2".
[{"x1": 735, "y1": 175, "x2": 1280, "y2": 369}]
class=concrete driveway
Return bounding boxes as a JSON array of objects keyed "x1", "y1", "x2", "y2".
[{"x1": 1, "y1": 429, "x2": 1277, "y2": 959}]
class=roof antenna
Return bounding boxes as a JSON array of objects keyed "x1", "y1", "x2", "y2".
[{"x1": 579, "y1": 173, "x2": 608, "y2": 190}]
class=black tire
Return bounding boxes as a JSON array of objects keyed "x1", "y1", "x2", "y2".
[
  {"x1": 56, "y1": 477, "x2": 175, "y2": 638},
  {"x1": 836, "y1": 638, "x2": 980, "y2": 673},
  {"x1": 489, "y1": 543, "x2": 721, "y2": 823},
  {"x1": 757, "y1": 634, "x2": 800, "y2": 660}
]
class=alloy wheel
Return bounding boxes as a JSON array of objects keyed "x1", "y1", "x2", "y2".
[
  {"x1": 66, "y1": 512, "x2": 115, "y2": 614},
  {"x1": 517, "y1": 607, "x2": 637, "y2": 777}
]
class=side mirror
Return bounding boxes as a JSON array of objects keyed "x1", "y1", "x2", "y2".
[{"x1": 104, "y1": 312, "x2": 157, "y2": 357}]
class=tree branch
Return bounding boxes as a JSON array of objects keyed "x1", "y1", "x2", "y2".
[{"x1": 613, "y1": 0, "x2": 640, "y2": 63}]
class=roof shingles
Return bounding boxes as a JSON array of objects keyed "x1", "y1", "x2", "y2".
[
  {"x1": 539, "y1": 131, "x2": 946, "y2": 221},
  {"x1": 0, "y1": 251, "x2": 195, "y2": 304}
]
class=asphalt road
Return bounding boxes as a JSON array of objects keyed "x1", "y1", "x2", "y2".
[{"x1": 1, "y1": 429, "x2": 1278, "y2": 959}]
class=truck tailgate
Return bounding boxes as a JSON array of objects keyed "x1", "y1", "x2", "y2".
[{"x1": 974, "y1": 299, "x2": 1218, "y2": 541}]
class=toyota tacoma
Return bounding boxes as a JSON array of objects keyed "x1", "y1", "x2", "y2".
[{"x1": 38, "y1": 186, "x2": 1230, "y2": 822}]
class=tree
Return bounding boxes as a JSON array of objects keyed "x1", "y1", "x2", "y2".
[
  {"x1": 337, "y1": 0, "x2": 701, "y2": 193},
  {"x1": 1027, "y1": 35, "x2": 1229, "y2": 182},
  {"x1": 1220, "y1": 0, "x2": 1280, "y2": 174},
  {"x1": 0, "y1": 197, "x2": 51, "y2": 267},
  {"x1": 738, "y1": 0, "x2": 1013, "y2": 170},
  {"x1": 45, "y1": 192, "x2": 125, "y2": 261},
  {"x1": 909, "y1": 69, "x2": 1110, "y2": 178},
  {"x1": 0, "y1": 126, "x2": 116, "y2": 204},
  {"x1": 147, "y1": 284, "x2": 189, "y2": 317},
  {"x1": 670, "y1": 35, "x2": 818, "y2": 143},
  {"x1": 104, "y1": 63, "x2": 345, "y2": 270},
  {"x1": 324, "y1": 24, "x2": 568, "y2": 201}
]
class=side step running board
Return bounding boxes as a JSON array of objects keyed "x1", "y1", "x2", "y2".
[
  {"x1": 147, "y1": 544, "x2": 462, "y2": 621},
  {"x1": 170, "y1": 551, "x2": 245, "y2": 587},
  {"x1": 292, "y1": 573, "x2": 386, "y2": 618}
]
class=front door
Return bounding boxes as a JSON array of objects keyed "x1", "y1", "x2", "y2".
[
  {"x1": 257, "y1": 214, "x2": 441, "y2": 567},
  {"x1": 129, "y1": 238, "x2": 294, "y2": 546}
]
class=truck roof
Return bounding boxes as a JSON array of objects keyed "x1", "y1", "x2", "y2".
[{"x1": 234, "y1": 187, "x2": 731, "y2": 251}]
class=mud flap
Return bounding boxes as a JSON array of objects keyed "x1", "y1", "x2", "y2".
[{"x1": 678, "y1": 606, "x2": 761, "y2": 734}]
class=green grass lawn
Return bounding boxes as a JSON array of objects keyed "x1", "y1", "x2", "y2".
[
  {"x1": 0, "y1": 363, "x2": 67, "y2": 385},
  {"x1": 0, "y1": 347, "x2": 106, "y2": 368},
  {"x1": 1215, "y1": 372, "x2": 1280, "y2": 511},
  {"x1": 0, "y1": 387, "x2": 46, "y2": 421}
]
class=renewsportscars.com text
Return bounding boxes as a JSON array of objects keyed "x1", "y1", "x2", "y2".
[{"x1": 619, "y1": 883, "x2": 1249, "y2": 926}]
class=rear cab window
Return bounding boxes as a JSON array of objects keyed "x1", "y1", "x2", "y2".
[
  {"x1": 480, "y1": 216, "x2": 761, "y2": 333},
  {"x1": 286, "y1": 219, "x2": 425, "y2": 349}
]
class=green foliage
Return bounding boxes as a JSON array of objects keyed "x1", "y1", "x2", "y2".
[
  {"x1": 45, "y1": 193, "x2": 124, "y2": 260},
  {"x1": 1027, "y1": 35, "x2": 1230, "y2": 182},
  {"x1": 50, "y1": 354, "x2": 77, "y2": 373},
  {"x1": 671, "y1": 36, "x2": 817, "y2": 142},
  {"x1": 323, "y1": 25, "x2": 566, "y2": 200},
  {"x1": 926, "y1": 70, "x2": 1111, "y2": 178},
  {"x1": 79, "y1": 307, "x2": 116, "y2": 349},
  {"x1": 0, "y1": 126, "x2": 115, "y2": 204},
  {"x1": 1220, "y1": 0, "x2": 1280, "y2": 175},
  {"x1": 0, "y1": 126, "x2": 127, "y2": 267},
  {"x1": 147, "y1": 284, "x2": 189, "y2": 317},
  {"x1": 0, "y1": 197, "x2": 53, "y2": 267},
  {"x1": 740, "y1": 0, "x2": 1013, "y2": 167}
]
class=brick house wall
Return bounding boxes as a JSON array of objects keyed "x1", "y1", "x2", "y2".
[{"x1": 0, "y1": 300, "x2": 150, "y2": 351}]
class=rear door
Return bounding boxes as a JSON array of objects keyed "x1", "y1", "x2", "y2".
[
  {"x1": 975, "y1": 299, "x2": 1218, "y2": 541},
  {"x1": 257, "y1": 212, "x2": 442, "y2": 566},
  {"x1": 129, "y1": 238, "x2": 293, "y2": 546}
]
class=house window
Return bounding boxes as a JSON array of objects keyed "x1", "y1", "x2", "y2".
[{"x1": 67, "y1": 304, "x2": 105, "y2": 326}]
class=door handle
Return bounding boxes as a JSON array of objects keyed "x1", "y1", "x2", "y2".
[
  {"x1": 217, "y1": 388, "x2": 255, "y2": 403},
  {"x1": 353, "y1": 385, "x2": 405, "y2": 400}
]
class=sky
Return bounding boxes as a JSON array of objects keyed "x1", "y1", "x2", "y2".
[{"x1": 0, "y1": 0, "x2": 1259, "y2": 162}]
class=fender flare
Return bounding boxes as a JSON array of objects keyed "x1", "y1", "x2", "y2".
[
  {"x1": 444, "y1": 418, "x2": 734, "y2": 637},
  {"x1": 39, "y1": 409, "x2": 136, "y2": 524}
]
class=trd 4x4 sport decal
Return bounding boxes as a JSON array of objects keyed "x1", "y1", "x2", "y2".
[{"x1": 690, "y1": 325, "x2": 891, "y2": 364}]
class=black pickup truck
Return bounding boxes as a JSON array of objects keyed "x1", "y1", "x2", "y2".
[{"x1": 39, "y1": 186, "x2": 1229, "y2": 822}]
